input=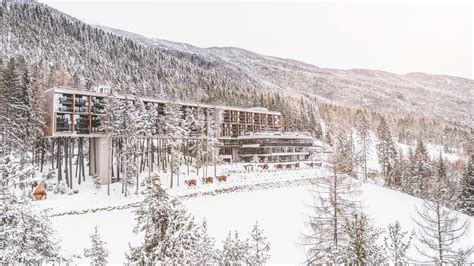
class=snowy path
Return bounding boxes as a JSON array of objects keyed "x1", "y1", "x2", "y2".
[{"x1": 48, "y1": 175, "x2": 325, "y2": 217}]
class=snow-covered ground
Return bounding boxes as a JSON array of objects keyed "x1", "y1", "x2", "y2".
[
  {"x1": 47, "y1": 178, "x2": 474, "y2": 264},
  {"x1": 34, "y1": 162, "x2": 326, "y2": 214},
  {"x1": 34, "y1": 139, "x2": 470, "y2": 264}
]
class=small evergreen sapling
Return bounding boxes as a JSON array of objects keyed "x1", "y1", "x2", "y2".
[
  {"x1": 219, "y1": 231, "x2": 249, "y2": 265},
  {"x1": 83, "y1": 226, "x2": 109, "y2": 266},
  {"x1": 193, "y1": 220, "x2": 217, "y2": 265},
  {"x1": 247, "y1": 221, "x2": 270, "y2": 265}
]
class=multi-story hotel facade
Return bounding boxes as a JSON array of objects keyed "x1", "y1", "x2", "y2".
[{"x1": 43, "y1": 87, "x2": 316, "y2": 182}]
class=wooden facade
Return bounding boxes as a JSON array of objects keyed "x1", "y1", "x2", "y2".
[{"x1": 43, "y1": 88, "x2": 284, "y2": 138}]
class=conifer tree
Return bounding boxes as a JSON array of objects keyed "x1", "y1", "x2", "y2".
[
  {"x1": 342, "y1": 212, "x2": 386, "y2": 264},
  {"x1": 354, "y1": 110, "x2": 372, "y2": 181},
  {"x1": 193, "y1": 220, "x2": 217, "y2": 265},
  {"x1": 219, "y1": 231, "x2": 249, "y2": 265},
  {"x1": 376, "y1": 117, "x2": 398, "y2": 187},
  {"x1": 413, "y1": 181, "x2": 472, "y2": 263},
  {"x1": 1, "y1": 58, "x2": 27, "y2": 157},
  {"x1": 247, "y1": 221, "x2": 271, "y2": 265},
  {"x1": 0, "y1": 188, "x2": 63, "y2": 263},
  {"x1": 383, "y1": 221, "x2": 414, "y2": 264},
  {"x1": 128, "y1": 174, "x2": 200, "y2": 264},
  {"x1": 83, "y1": 226, "x2": 109, "y2": 266},
  {"x1": 163, "y1": 103, "x2": 185, "y2": 188},
  {"x1": 413, "y1": 139, "x2": 432, "y2": 198},
  {"x1": 207, "y1": 107, "x2": 223, "y2": 178},
  {"x1": 302, "y1": 149, "x2": 358, "y2": 264},
  {"x1": 334, "y1": 131, "x2": 356, "y2": 177},
  {"x1": 456, "y1": 155, "x2": 473, "y2": 216}
]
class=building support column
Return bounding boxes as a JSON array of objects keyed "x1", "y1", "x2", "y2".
[{"x1": 95, "y1": 137, "x2": 112, "y2": 184}]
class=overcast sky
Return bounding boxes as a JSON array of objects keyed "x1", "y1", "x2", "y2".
[{"x1": 41, "y1": 1, "x2": 473, "y2": 79}]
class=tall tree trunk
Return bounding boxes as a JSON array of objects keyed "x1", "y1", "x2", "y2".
[
  {"x1": 170, "y1": 147, "x2": 174, "y2": 189},
  {"x1": 40, "y1": 138, "x2": 45, "y2": 172}
]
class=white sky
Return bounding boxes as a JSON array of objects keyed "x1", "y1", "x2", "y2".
[{"x1": 41, "y1": 1, "x2": 473, "y2": 79}]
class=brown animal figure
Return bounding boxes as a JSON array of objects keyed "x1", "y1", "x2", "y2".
[
  {"x1": 185, "y1": 179, "x2": 197, "y2": 187},
  {"x1": 217, "y1": 175, "x2": 227, "y2": 182},
  {"x1": 31, "y1": 183, "x2": 47, "y2": 201},
  {"x1": 286, "y1": 164, "x2": 292, "y2": 169},
  {"x1": 202, "y1": 177, "x2": 213, "y2": 184},
  {"x1": 295, "y1": 163, "x2": 300, "y2": 168},
  {"x1": 276, "y1": 164, "x2": 284, "y2": 169},
  {"x1": 263, "y1": 164, "x2": 269, "y2": 169}
]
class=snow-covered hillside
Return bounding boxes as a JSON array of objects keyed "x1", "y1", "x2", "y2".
[
  {"x1": 1, "y1": 2, "x2": 472, "y2": 128},
  {"x1": 48, "y1": 181, "x2": 474, "y2": 264}
]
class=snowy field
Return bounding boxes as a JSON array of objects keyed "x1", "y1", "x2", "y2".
[{"x1": 48, "y1": 182, "x2": 474, "y2": 264}]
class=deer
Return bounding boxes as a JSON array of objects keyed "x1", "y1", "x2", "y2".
[{"x1": 184, "y1": 179, "x2": 197, "y2": 187}]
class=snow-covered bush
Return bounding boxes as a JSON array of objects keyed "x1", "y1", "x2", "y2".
[{"x1": 94, "y1": 176, "x2": 102, "y2": 189}]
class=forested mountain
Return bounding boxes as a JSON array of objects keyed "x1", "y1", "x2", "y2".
[
  {"x1": 101, "y1": 27, "x2": 473, "y2": 129},
  {"x1": 0, "y1": 0, "x2": 472, "y2": 152}
]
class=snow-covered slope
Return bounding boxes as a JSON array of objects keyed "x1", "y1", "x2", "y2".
[{"x1": 49, "y1": 182, "x2": 474, "y2": 264}]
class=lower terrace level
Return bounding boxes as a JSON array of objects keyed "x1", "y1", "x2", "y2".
[{"x1": 219, "y1": 132, "x2": 320, "y2": 163}]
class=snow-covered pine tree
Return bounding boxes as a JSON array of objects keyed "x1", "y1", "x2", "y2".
[
  {"x1": 354, "y1": 110, "x2": 372, "y2": 182},
  {"x1": 302, "y1": 149, "x2": 359, "y2": 264},
  {"x1": 391, "y1": 148, "x2": 408, "y2": 190},
  {"x1": 119, "y1": 98, "x2": 141, "y2": 196},
  {"x1": 99, "y1": 91, "x2": 120, "y2": 194},
  {"x1": 413, "y1": 139, "x2": 432, "y2": 198},
  {"x1": 83, "y1": 226, "x2": 109, "y2": 266},
  {"x1": 0, "y1": 188, "x2": 63, "y2": 263},
  {"x1": 334, "y1": 130, "x2": 356, "y2": 177},
  {"x1": 383, "y1": 221, "x2": 414, "y2": 264},
  {"x1": 30, "y1": 64, "x2": 47, "y2": 146},
  {"x1": 342, "y1": 212, "x2": 386, "y2": 264},
  {"x1": 376, "y1": 117, "x2": 398, "y2": 187},
  {"x1": 193, "y1": 219, "x2": 217, "y2": 265},
  {"x1": 188, "y1": 107, "x2": 207, "y2": 177},
  {"x1": 132, "y1": 97, "x2": 150, "y2": 192},
  {"x1": 218, "y1": 231, "x2": 249, "y2": 265},
  {"x1": 1, "y1": 58, "x2": 29, "y2": 160},
  {"x1": 128, "y1": 174, "x2": 200, "y2": 264},
  {"x1": 163, "y1": 103, "x2": 185, "y2": 188},
  {"x1": 456, "y1": 154, "x2": 473, "y2": 216},
  {"x1": 413, "y1": 181, "x2": 472, "y2": 264},
  {"x1": 247, "y1": 221, "x2": 270, "y2": 265},
  {"x1": 402, "y1": 146, "x2": 420, "y2": 195},
  {"x1": 99, "y1": 91, "x2": 120, "y2": 137},
  {"x1": 207, "y1": 107, "x2": 223, "y2": 178}
]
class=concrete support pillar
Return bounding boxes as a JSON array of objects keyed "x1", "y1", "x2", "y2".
[
  {"x1": 95, "y1": 137, "x2": 112, "y2": 184},
  {"x1": 89, "y1": 138, "x2": 96, "y2": 176},
  {"x1": 232, "y1": 148, "x2": 239, "y2": 162}
]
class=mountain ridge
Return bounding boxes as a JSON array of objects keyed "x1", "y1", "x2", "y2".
[{"x1": 1, "y1": 1, "x2": 472, "y2": 129}]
